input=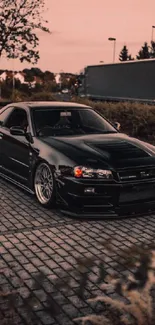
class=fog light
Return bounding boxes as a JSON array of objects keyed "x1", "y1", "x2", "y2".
[{"x1": 84, "y1": 187, "x2": 95, "y2": 194}]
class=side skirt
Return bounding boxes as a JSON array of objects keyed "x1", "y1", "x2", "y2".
[{"x1": 0, "y1": 171, "x2": 34, "y2": 195}]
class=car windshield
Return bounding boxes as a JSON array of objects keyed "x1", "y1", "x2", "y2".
[{"x1": 32, "y1": 107, "x2": 117, "y2": 137}]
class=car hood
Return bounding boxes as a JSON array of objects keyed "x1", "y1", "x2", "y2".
[{"x1": 41, "y1": 133, "x2": 155, "y2": 170}]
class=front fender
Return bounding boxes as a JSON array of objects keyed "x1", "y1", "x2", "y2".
[{"x1": 29, "y1": 145, "x2": 75, "y2": 190}]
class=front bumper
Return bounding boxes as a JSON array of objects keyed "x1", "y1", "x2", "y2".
[{"x1": 57, "y1": 177, "x2": 155, "y2": 218}]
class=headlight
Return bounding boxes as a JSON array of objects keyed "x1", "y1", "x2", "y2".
[{"x1": 73, "y1": 166, "x2": 113, "y2": 179}]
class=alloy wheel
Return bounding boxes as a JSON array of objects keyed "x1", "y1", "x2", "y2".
[{"x1": 34, "y1": 163, "x2": 54, "y2": 205}]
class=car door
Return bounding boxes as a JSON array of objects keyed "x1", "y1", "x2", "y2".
[
  {"x1": 0, "y1": 107, "x2": 30, "y2": 184},
  {"x1": 0, "y1": 105, "x2": 14, "y2": 168}
]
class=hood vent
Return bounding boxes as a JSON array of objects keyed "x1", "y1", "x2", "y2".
[{"x1": 91, "y1": 141, "x2": 149, "y2": 160}]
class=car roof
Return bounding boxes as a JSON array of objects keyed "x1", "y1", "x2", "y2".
[{"x1": 8, "y1": 101, "x2": 92, "y2": 110}]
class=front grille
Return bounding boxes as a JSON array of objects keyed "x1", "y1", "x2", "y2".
[{"x1": 118, "y1": 167, "x2": 155, "y2": 182}]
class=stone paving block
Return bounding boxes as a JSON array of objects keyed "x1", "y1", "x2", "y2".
[
  {"x1": 24, "y1": 263, "x2": 38, "y2": 273},
  {"x1": 1, "y1": 178, "x2": 155, "y2": 324},
  {"x1": 36, "y1": 311, "x2": 55, "y2": 325},
  {"x1": 55, "y1": 314, "x2": 73, "y2": 325},
  {"x1": 44, "y1": 260, "x2": 58, "y2": 270},
  {"x1": 30, "y1": 257, "x2": 44, "y2": 268}
]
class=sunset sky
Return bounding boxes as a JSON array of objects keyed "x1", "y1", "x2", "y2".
[{"x1": 1, "y1": 0, "x2": 155, "y2": 73}]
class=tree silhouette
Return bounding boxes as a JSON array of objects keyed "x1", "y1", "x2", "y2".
[
  {"x1": 150, "y1": 41, "x2": 155, "y2": 58},
  {"x1": 136, "y1": 42, "x2": 151, "y2": 60},
  {"x1": 0, "y1": 0, "x2": 50, "y2": 64},
  {"x1": 119, "y1": 45, "x2": 134, "y2": 61},
  {"x1": 128, "y1": 54, "x2": 134, "y2": 61},
  {"x1": 119, "y1": 45, "x2": 128, "y2": 61}
]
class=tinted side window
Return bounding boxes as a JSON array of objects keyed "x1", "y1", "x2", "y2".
[
  {"x1": 4, "y1": 108, "x2": 28, "y2": 129},
  {"x1": 0, "y1": 107, "x2": 14, "y2": 125}
]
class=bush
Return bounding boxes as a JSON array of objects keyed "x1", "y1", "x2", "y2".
[
  {"x1": 74, "y1": 243, "x2": 155, "y2": 325},
  {"x1": 0, "y1": 90, "x2": 57, "y2": 103},
  {"x1": 72, "y1": 97, "x2": 155, "y2": 144},
  {"x1": 30, "y1": 91, "x2": 56, "y2": 101},
  {"x1": 11, "y1": 89, "x2": 29, "y2": 102}
]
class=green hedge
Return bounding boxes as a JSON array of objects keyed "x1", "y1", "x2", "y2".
[{"x1": 73, "y1": 98, "x2": 155, "y2": 144}]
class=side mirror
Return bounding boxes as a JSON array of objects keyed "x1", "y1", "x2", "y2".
[
  {"x1": 10, "y1": 126, "x2": 25, "y2": 136},
  {"x1": 10, "y1": 126, "x2": 33, "y2": 143},
  {"x1": 114, "y1": 122, "x2": 121, "y2": 131}
]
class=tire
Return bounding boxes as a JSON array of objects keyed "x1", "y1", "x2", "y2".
[{"x1": 34, "y1": 162, "x2": 56, "y2": 208}]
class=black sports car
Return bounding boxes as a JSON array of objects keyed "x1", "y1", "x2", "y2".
[{"x1": 0, "y1": 101, "x2": 155, "y2": 217}]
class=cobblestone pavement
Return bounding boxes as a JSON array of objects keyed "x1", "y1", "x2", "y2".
[{"x1": 0, "y1": 178, "x2": 155, "y2": 325}]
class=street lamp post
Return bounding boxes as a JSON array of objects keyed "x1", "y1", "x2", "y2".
[
  {"x1": 151, "y1": 26, "x2": 155, "y2": 42},
  {"x1": 108, "y1": 37, "x2": 116, "y2": 63}
]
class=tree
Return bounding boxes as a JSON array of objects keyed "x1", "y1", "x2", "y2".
[
  {"x1": 43, "y1": 80, "x2": 58, "y2": 92},
  {"x1": 30, "y1": 68, "x2": 44, "y2": 78},
  {"x1": 119, "y1": 45, "x2": 134, "y2": 61},
  {"x1": 128, "y1": 54, "x2": 134, "y2": 61},
  {"x1": 24, "y1": 74, "x2": 34, "y2": 83},
  {"x1": 19, "y1": 83, "x2": 32, "y2": 96},
  {"x1": 68, "y1": 75, "x2": 77, "y2": 88},
  {"x1": 136, "y1": 42, "x2": 151, "y2": 60},
  {"x1": 150, "y1": 41, "x2": 155, "y2": 58},
  {"x1": 119, "y1": 45, "x2": 129, "y2": 61},
  {"x1": 32, "y1": 82, "x2": 42, "y2": 93},
  {"x1": 0, "y1": 79, "x2": 12, "y2": 98},
  {"x1": 0, "y1": 0, "x2": 50, "y2": 64},
  {"x1": 44, "y1": 71, "x2": 55, "y2": 82},
  {"x1": 60, "y1": 73, "x2": 69, "y2": 89}
]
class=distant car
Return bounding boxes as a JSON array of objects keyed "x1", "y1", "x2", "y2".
[
  {"x1": 0, "y1": 101, "x2": 155, "y2": 217},
  {"x1": 61, "y1": 89, "x2": 69, "y2": 94}
]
